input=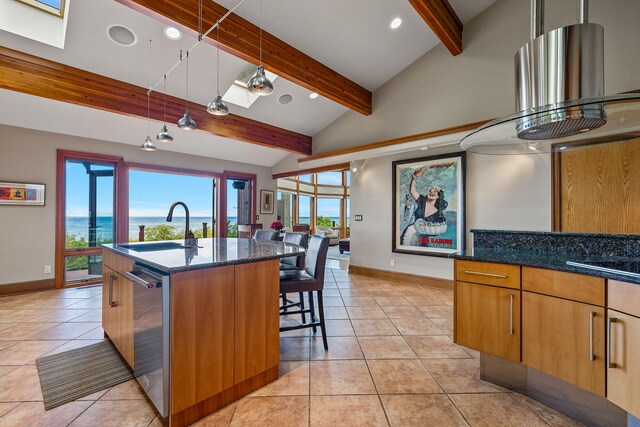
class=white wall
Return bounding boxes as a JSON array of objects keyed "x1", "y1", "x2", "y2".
[
  {"x1": 349, "y1": 149, "x2": 552, "y2": 280},
  {"x1": 0, "y1": 0, "x2": 70, "y2": 49},
  {"x1": 0, "y1": 125, "x2": 277, "y2": 285},
  {"x1": 277, "y1": 0, "x2": 640, "y2": 280}
]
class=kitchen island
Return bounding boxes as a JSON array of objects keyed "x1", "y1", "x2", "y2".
[
  {"x1": 451, "y1": 230, "x2": 640, "y2": 427},
  {"x1": 101, "y1": 238, "x2": 305, "y2": 427}
]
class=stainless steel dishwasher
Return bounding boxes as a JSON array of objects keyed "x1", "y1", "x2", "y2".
[{"x1": 125, "y1": 264, "x2": 170, "y2": 418}]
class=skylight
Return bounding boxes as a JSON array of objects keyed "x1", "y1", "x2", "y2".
[
  {"x1": 222, "y1": 64, "x2": 278, "y2": 109},
  {"x1": 16, "y1": 0, "x2": 65, "y2": 17}
]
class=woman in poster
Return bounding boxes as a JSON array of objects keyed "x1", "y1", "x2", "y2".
[{"x1": 401, "y1": 167, "x2": 448, "y2": 245}]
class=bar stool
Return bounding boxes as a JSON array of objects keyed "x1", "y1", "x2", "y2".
[
  {"x1": 279, "y1": 235, "x2": 330, "y2": 350},
  {"x1": 280, "y1": 232, "x2": 309, "y2": 319}
]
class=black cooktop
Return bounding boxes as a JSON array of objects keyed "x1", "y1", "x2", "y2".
[{"x1": 566, "y1": 258, "x2": 640, "y2": 279}]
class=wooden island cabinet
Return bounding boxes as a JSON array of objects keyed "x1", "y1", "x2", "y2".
[{"x1": 100, "y1": 239, "x2": 305, "y2": 426}]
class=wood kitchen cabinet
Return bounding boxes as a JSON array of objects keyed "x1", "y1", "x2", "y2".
[
  {"x1": 522, "y1": 292, "x2": 605, "y2": 396},
  {"x1": 607, "y1": 309, "x2": 640, "y2": 418},
  {"x1": 455, "y1": 281, "x2": 521, "y2": 361},
  {"x1": 102, "y1": 265, "x2": 134, "y2": 367},
  {"x1": 607, "y1": 280, "x2": 640, "y2": 418}
]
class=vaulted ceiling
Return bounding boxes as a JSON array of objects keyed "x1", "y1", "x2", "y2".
[{"x1": 0, "y1": 0, "x2": 496, "y2": 166}]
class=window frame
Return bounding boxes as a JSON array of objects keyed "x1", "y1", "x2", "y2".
[{"x1": 16, "y1": 0, "x2": 66, "y2": 17}]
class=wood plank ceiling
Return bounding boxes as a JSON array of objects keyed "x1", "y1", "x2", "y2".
[
  {"x1": 408, "y1": 0, "x2": 463, "y2": 55},
  {"x1": 0, "y1": 46, "x2": 312, "y2": 154},
  {"x1": 116, "y1": 0, "x2": 373, "y2": 115}
]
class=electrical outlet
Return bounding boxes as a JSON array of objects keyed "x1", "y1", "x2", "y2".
[
  {"x1": 390, "y1": 259, "x2": 395, "y2": 267},
  {"x1": 256, "y1": 215, "x2": 259, "y2": 220},
  {"x1": 44, "y1": 265, "x2": 52, "y2": 274}
]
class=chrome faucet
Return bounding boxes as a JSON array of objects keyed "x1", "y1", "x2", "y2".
[{"x1": 166, "y1": 202, "x2": 194, "y2": 241}]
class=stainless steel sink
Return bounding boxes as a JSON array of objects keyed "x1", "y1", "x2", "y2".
[{"x1": 119, "y1": 242, "x2": 189, "y2": 252}]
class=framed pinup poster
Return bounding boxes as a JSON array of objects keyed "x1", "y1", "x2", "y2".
[{"x1": 392, "y1": 152, "x2": 465, "y2": 256}]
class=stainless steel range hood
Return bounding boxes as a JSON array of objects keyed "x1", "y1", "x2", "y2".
[{"x1": 460, "y1": 0, "x2": 640, "y2": 155}]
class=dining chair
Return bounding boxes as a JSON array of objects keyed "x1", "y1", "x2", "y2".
[
  {"x1": 279, "y1": 235, "x2": 330, "y2": 350},
  {"x1": 253, "y1": 230, "x2": 278, "y2": 241}
]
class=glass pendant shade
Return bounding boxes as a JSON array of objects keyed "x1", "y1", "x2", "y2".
[
  {"x1": 248, "y1": 65, "x2": 273, "y2": 96},
  {"x1": 177, "y1": 111, "x2": 196, "y2": 130},
  {"x1": 156, "y1": 124, "x2": 174, "y2": 142},
  {"x1": 141, "y1": 136, "x2": 157, "y2": 151},
  {"x1": 207, "y1": 95, "x2": 230, "y2": 116}
]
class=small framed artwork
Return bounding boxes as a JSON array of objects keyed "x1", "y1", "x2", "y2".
[
  {"x1": 260, "y1": 190, "x2": 275, "y2": 214},
  {"x1": 0, "y1": 182, "x2": 46, "y2": 206},
  {"x1": 392, "y1": 152, "x2": 465, "y2": 257}
]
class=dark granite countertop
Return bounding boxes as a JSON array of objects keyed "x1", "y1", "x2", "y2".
[
  {"x1": 103, "y1": 238, "x2": 305, "y2": 274},
  {"x1": 450, "y1": 248, "x2": 640, "y2": 285}
]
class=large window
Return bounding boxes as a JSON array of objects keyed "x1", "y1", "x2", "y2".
[
  {"x1": 317, "y1": 198, "x2": 341, "y2": 227},
  {"x1": 276, "y1": 170, "x2": 349, "y2": 236},
  {"x1": 129, "y1": 170, "x2": 215, "y2": 242},
  {"x1": 277, "y1": 191, "x2": 295, "y2": 229},
  {"x1": 316, "y1": 171, "x2": 343, "y2": 186},
  {"x1": 299, "y1": 195, "x2": 312, "y2": 225}
]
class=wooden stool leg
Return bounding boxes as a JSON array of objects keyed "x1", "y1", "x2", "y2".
[
  {"x1": 299, "y1": 292, "x2": 306, "y2": 324},
  {"x1": 317, "y1": 290, "x2": 328, "y2": 351},
  {"x1": 308, "y1": 291, "x2": 317, "y2": 333}
]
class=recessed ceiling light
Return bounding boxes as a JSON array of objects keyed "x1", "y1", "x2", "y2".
[
  {"x1": 164, "y1": 26, "x2": 182, "y2": 41},
  {"x1": 309, "y1": 92, "x2": 319, "y2": 99},
  {"x1": 106, "y1": 24, "x2": 137, "y2": 47},
  {"x1": 278, "y1": 94, "x2": 293, "y2": 105},
  {"x1": 390, "y1": 17, "x2": 402, "y2": 30}
]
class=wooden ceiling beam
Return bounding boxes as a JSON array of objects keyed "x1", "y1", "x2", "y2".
[
  {"x1": 408, "y1": 0, "x2": 463, "y2": 56},
  {"x1": 116, "y1": 0, "x2": 372, "y2": 115},
  {"x1": 0, "y1": 47, "x2": 312, "y2": 155}
]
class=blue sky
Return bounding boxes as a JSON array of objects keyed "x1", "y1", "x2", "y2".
[
  {"x1": 66, "y1": 165, "x2": 218, "y2": 217},
  {"x1": 39, "y1": 0, "x2": 61, "y2": 9}
]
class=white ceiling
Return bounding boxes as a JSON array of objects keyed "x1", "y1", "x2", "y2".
[
  {"x1": 0, "y1": 0, "x2": 496, "y2": 167},
  {"x1": 216, "y1": 0, "x2": 497, "y2": 91}
]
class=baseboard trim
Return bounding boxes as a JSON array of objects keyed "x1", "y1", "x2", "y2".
[
  {"x1": 348, "y1": 265, "x2": 453, "y2": 290},
  {"x1": 0, "y1": 278, "x2": 56, "y2": 296}
]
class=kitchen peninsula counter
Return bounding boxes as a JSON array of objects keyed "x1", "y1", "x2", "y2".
[
  {"x1": 451, "y1": 230, "x2": 640, "y2": 426},
  {"x1": 101, "y1": 238, "x2": 305, "y2": 427}
]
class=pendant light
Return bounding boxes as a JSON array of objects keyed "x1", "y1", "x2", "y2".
[
  {"x1": 248, "y1": 0, "x2": 273, "y2": 96},
  {"x1": 157, "y1": 75, "x2": 174, "y2": 142},
  {"x1": 207, "y1": 22, "x2": 230, "y2": 115},
  {"x1": 141, "y1": 39, "x2": 157, "y2": 151},
  {"x1": 141, "y1": 93, "x2": 157, "y2": 151},
  {"x1": 177, "y1": 50, "x2": 197, "y2": 130}
]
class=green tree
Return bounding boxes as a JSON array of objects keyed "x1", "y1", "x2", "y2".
[
  {"x1": 316, "y1": 215, "x2": 333, "y2": 227},
  {"x1": 227, "y1": 220, "x2": 238, "y2": 238}
]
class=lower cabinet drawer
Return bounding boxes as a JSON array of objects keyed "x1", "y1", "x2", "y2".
[
  {"x1": 455, "y1": 260, "x2": 520, "y2": 289},
  {"x1": 455, "y1": 281, "x2": 520, "y2": 362},
  {"x1": 522, "y1": 292, "x2": 605, "y2": 396}
]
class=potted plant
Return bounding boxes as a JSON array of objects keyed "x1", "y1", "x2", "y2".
[{"x1": 270, "y1": 220, "x2": 284, "y2": 231}]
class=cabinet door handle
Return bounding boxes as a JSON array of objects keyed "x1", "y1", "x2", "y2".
[
  {"x1": 509, "y1": 294, "x2": 514, "y2": 335},
  {"x1": 589, "y1": 312, "x2": 596, "y2": 361},
  {"x1": 463, "y1": 270, "x2": 508, "y2": 279},
  {"x1": 607, "y1": 317, "x2": 618, "y2": 368},
  {"x1": 108, "y1": 274, "x2": 118, "y2": 307}
]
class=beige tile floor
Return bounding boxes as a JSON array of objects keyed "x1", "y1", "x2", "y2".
[{"x1": 0, "y1": 269, "x2": 583, "y2": 426}]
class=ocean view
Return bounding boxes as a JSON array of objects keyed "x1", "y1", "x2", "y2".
[{"x1": 65, "y1": 216, "x2": 341, "y2": 241}]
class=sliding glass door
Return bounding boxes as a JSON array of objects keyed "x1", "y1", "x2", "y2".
[{"x1": 58, "y1": 153, "x2": 121, "y2": 287}]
